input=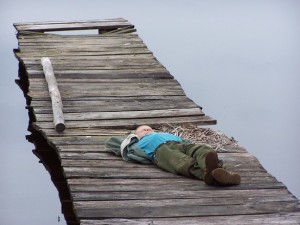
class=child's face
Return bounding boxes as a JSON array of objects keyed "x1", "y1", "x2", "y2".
[{"x1": 135, "y1": 125, "x2": 153, "y2": 139}]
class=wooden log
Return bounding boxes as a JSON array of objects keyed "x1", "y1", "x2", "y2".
[{"x1": 41, "y1": 57, "x2": 65, "y2": 132}]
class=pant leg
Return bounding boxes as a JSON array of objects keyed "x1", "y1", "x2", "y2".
[
  {"x1": 154, "y1": 142, "x2": 196, "y2": 177},
  {"x1": 181, "y1": 143, "x2": 215, "y2": 180}
]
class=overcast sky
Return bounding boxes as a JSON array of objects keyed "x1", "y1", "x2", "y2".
[{"x1": 1, "y1": 1, "x2": 300, "y2": 225}]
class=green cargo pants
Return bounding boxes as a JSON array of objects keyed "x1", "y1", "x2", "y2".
[{"x1": 153, "y1": 141, "x2": 214, "y2": 180}]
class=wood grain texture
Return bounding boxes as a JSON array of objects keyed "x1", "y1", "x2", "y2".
[
  {"x1": 41, "y1": 57, "x2": 65, "y2": 132},
  {"x1": 14, "y1": 19, "x2": 300, "y2": 225}
]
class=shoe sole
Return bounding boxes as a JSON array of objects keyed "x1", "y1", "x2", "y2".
[
  {"x1": 211, "y1": 168, "x2": 241, "y2": 186},
  {"x1": 203, "y1": 151, "x2": 219, "y2": 185}
]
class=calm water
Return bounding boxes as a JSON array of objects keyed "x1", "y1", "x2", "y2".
[{"x1": 1, "y1": 1, "x2": 300, "y2": 225}]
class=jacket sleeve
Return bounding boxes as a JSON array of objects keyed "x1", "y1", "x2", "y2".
[
  {"x1": 121, "y1": 135, "x2": 153, "y2": 164},
  {"x1": 105, "y1": 136, "x2": 122, "y2": 156},
  {"x1": 105, "y1": 135, "x2": 153, "y2": 164},
  {"x1": 126, "y1": 143, "x2": 153, "y2": 164}
]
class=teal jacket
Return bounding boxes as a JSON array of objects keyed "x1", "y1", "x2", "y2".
[{"x1": 105, "y1": 135, "x2": 153, "y2": 164}]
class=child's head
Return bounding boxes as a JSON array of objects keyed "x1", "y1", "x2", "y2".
[{"x1": 135, "y1": 125, "x2": 153, "y2": 139}]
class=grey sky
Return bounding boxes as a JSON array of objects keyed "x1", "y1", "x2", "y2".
[{"x1": 1, "y1": 1, "x2": 300, "y2": 225}]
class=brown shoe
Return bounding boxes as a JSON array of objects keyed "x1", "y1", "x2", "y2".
[
  {"x1": 211, "y1": 168, "x2": 241, "y2": 186},
  {"x1": 203, "y1": 151, "x2": 219, "y2": 185}
]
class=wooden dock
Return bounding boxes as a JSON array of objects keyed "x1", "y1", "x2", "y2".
[{"x1": 14, "y1": 19, "x2": 300, "y2": 225}]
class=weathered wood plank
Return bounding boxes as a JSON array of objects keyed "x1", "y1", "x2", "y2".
[
  {"x1": 73, "y1": 192, "x2": 297, "y2": 207},
  {"x1": 63, "y1": 166, "x2": 182, "y2": 179},
  {"x1": 14, "y1": 18, "x2": 131, "y2": 32},
  {"x1": 47, "y1": 136, "x2": 108, "y2": 145},
  {"x1": 35, "y1": 108, "x2": 204, "y2": 122},
  {"x1": 59, "y1": 152, "x2": 118, "y2": 160},
  {"x1": 17, "y1": 35, "x2": 143, "y2": 45},
  {"x1": 57, "y1": 144, "x2": 115, "y2": 152},
  {"x1": 71, "y1": 188, "x2": 292, "y2": 201},
  {"x1": 29, "y1": 84, "x2": 183, "y2": 95},
  {"x1": 19, "y1": 38, "x2": 141, "y2": 46},
  {"x1": 59, "y1": 153, "x2": 265, "y2": 172},
  {"x1": 31, "y1": 101, "x2": 198, "y2": 114},
  {"x1": 18, "y1": 38, "x2": 145, "y2": 46},
  {"x1": 26, "y1": 71, "x2": 172, "y2": 79},
  {"x1": 28, "y1": 77, "x2": 178, "y2": 86},
  {"x1": 74, "y1": 198, "x2": 299, "y2": 218},
  {"x1": 21, "y1": 52, "x2": 152, "y2": 62},
  {"x1": 27, "y1": 64, "x2": 167, "y2": 74},
  {"x1": 17, "y1": 53, "x2": 155, "y2": 62},
  {"x1": 54, "y1": 144, "x2": 245, "y2": 153},
  {"x1": 18, "y1": 47, "x2": 153, "y2": 58},
  {"x1": 29, "y1": 80, "x2": 182, "y2": 91},
  {"x1": 19, "y1": 43, "x2": 148, "y2": 54},
  {"x1": 61, "y1": 159, "x2": 136, "y2": 168},
  {"x1": 30, "y1": 95, "x2": 196, "y2": 104},
  {"x1": 20, "y1": 47, "x2": 151, "y2": 57},
  {"x1": 67, "y1": 177, "x2": 199, "y2": 188},
  {"x1": 36, "y1": 129, "x2": 128, "y2": 137},
  {"x1": 28, "y1": 88, "x2": 183, "y2": 99},
  {"x1": 56, "y1": 145, "x2": 247, "y2": 154},
  {"x1": 27, "y1": 63, "x2": 164, "y2": 73},
  {"x1": 221, "y1": 144, "x2": 247, "y2": 153},
  {"x1": 67, "y1": 178, "x2": 286, "y2": 193},
  {"x1": 63, "y1": 166, "x2": 271, "y2": 179},
  {"x1": 27, "y1": 64, "x2": 163, "y2": 71},
  {"x1": 80, "y1": 212, "x2": 300, "y2": 225},
  {"x1": 58, "y1": 151, "x2": 256, "y2": 162},
  {"x1": 33, "y1": 116, "x2": 217, "y2": 130}
]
